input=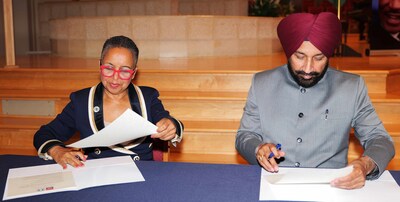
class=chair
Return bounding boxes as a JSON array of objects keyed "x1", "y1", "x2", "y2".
[{"x1": 152, "y1": 139, "x2": 170, "y2": 162}]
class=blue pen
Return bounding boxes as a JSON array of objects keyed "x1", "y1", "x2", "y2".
[{"x1": 268, "y1": 144, "x2": 282, "y2": 158}]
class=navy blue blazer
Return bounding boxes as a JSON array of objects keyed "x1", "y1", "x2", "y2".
[{"x1": 33, "y1": 83, "x2": 183, "y2": 161}]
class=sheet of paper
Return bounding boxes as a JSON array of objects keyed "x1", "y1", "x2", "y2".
[
  {"x1": 3, "y1": 156, "x2": 145, "y2": 201},
  {"x1": 265, "y1": 166, "x2": 353, "y2": 184},
  {"x1": 5, "y1": 172, "x2": 76, "y2": 200},
  {"x1": 67, "y1": 109, "x2": 158, "y2": 148},
  {"x1": 71, "y1": 156, "x2": 145, "y2": 189},
  {"x1": 259, "y1": 168, "x2": 400, "y2": 201},
  {"x1": 332, "y1": 171, "x2": 400, "y2": 202}
]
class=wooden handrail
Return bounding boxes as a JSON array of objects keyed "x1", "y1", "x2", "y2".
[{"x1": 2, "y1": 0, "x2": 18, "y2": 68}]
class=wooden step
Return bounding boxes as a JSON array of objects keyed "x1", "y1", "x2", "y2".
[
  {"x1": 169, "y1": 153, "x2": 248, "y2": 165},
  {"x1": 0, "y1": 90, "x2": 248, "y2": 120},
  {"x1": 0, "y1": 116, "x2": 52, "y2": 129},
  {"x1": 1, "y1": 116, "x2": 399, "y2": 169},
  {"x1": 0, "y1": 68, "x2": 392, "y2": 93},
  {"x1": 0, "y1": 89, "x2": 70, "y2": 98},
  {"x1": 2, "y1": 90, "x2": 400, "y2": 122},
  {"x1": 0, "y1": 128, "x2": 41, "y2": 156},
  {"x1": 369, "y1": 93, "x2": 400, "y2": 124},
  {"x1": 387, "y1": 69, "x2": 400, "y2": 94},
  {"x1": 0, "y1": 116, "x2": 76, "y2": 156},
  {"x1": 0, "y1": 89, "x2": 248, "y2": 100},
  {"x1": 350, "y1": 70, "x2": 389, "y2": 94},
  {"x1": 164, "y1": 93, "x2": 400, "y2": 122},
  {"x1": 0, "y1": 68, "x2": 254, "y2": 92},
  {"x1": 171, "y1": 120, "x2": 240, "y2": 155}
]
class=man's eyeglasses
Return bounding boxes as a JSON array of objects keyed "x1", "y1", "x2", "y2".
[{"x1": 100, "y1": 65, "x2": 136, "y2": 80}]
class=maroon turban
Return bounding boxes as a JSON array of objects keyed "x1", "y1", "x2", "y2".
[{"x1": 277, "y1": 12, "x2": 342, "y2": 58}]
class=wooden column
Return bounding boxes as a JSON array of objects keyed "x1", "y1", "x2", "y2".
[{"x1": 3, "y1": 0, "x2": 18, "y2": 68}]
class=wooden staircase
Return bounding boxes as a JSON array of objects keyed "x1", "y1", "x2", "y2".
[{"x1": 1, "y1": 62, "x2": 399, "y2": 170}]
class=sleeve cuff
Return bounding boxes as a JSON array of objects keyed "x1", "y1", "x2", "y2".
[
  {"x1": 37, "y1": 140, "x2": 65, "y2": 160},
  {"x1": 168, "y1": 117, "x2": 184, "y2": 147},
  {"x1": 365, "y1": 157, "x2": 380, "y2": 180}
]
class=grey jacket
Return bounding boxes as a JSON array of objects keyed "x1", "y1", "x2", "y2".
[{"x1": 236, "y1": 65, "x2": 395, "y2": 179}]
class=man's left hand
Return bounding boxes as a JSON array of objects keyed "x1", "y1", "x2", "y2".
[{"x1": 330, "y1": 156, "x2": 376, "y2": 189}]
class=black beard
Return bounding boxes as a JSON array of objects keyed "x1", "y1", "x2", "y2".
[{"x1": 287, "y1": 62, "x2": 328, "y2": 88}]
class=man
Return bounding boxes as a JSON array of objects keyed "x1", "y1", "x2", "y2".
[
  {"x1": 369, "y1": 0, "x2": 400, "y2": 50},
  {"x1": 235, "y1": 12, "x2": 395, "y2": 190}
]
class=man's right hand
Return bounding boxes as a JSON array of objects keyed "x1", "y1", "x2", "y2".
[
  {"x1": 48, "y1": 146, "x2": 87, "y2": 169},
  {"x1": 256, "y1": 143, "x2": 285, "y2": 172}
]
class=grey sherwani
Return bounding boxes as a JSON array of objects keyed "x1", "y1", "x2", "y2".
[{"x1": 236, "y1": 65, "x2": 395, "y2": 179}]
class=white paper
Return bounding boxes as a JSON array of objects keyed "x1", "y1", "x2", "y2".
[
  {"x1": 332, "y1": 171, "x2": 400, "y2": 202},
  {"x1": 265, "y1": 166, "x2": 353, "y2": 184},
  {"x1": 67, "y1": 109, "x2": 158, "y2": 148},
  {"x1": 260, "y1": 168, "x2": 400, "y2": 202},
  {"x1": 3, "y1": 156, "x2": 145, "y2": 201}
]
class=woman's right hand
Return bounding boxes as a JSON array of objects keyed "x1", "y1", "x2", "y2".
[{"x1": 48, "y1": 146, "x2": 87, "y2": 169}]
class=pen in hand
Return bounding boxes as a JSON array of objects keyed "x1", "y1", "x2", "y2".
[
  {"x1": 268, "y1": 144, "x2": 282, "y2": 159},
  {"x1": 257, "y1": 143, "x2": 283, "y2": 172}
]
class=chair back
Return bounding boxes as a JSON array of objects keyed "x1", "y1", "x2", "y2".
[{"x1": 153, "y1": 139, "x2": 169, "y2": 162}]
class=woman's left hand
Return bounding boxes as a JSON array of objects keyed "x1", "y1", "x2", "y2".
[{"x1": 151, "y1": 118, "x2": 177, "y2": 141}]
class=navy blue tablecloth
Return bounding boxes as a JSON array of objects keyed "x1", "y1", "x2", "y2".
[
  {"x1": 0, "y1": 155, "x2": 261, "y2": 202},
  {"x1": 1, "y1": 155, "x2": 399, "y2": 202}
]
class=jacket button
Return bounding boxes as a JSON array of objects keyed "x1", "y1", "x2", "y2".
[
  {"x1": 93, "y1": 106, "x2": 100, "y2": 113},
  {"x1": 298, "y1": 113, "x2": 304, "y2": 118},
  {"x1": 295, "y1": 162, "x2": 300, "y2": 167},
  {"x1": 133, "y1": 156, "x2": 140, "y2": 161},
  {"x1": 94, "y1": 148, "x2": 101, "y2": 155},
  {"x1": 297, "y1": 138, "x2": 302, "y2": 143}
]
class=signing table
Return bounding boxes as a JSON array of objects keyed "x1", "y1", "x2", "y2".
[{"x1": 1, "y1": 155, "x2": 400, "y2": 202}]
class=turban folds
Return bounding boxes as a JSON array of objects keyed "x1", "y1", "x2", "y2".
[{"x1": 277, "y1": 12, "x2": 342, "y2": 58}]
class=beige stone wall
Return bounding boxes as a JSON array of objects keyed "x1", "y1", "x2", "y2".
[
  {"x1": 178, "y1": 0, "x2": 248, "y2": 16},
  {"x1": 38, "y1": 0, "x2": 248, "y2": 52},
  {"x1": 49, "y1": 16, "x2": 282, "y2": 58}
]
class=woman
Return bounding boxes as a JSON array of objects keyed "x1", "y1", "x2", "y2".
[{"x1": 34, "y1": 36, "x2": 183, "y2": 169}]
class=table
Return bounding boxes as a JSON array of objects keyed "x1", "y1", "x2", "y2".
[{"x1": 1, "y1": 155, "x2": 399, "y2": 202}]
